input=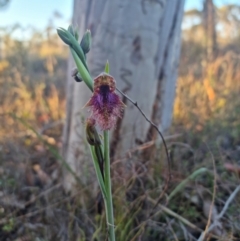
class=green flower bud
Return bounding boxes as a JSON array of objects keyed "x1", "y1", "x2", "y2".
[
  {"x1": 68, "y1": 25, "x2": 74, "y2": 35},
  {"x1": 80, "y1": 29, "x2": 91, "y2": 55},
  {"x1": 68, "y1": 25, "x2": 79, "y2": 41},
  {"x1": 57, "y1": 28, "x2": 71, "y2": 45},
  {"x1": 85, "y1": 118, "x2": 101, "y2": 146},
  {"x1": 86, "y1": 118, "x2": 104, "y2": 179}
]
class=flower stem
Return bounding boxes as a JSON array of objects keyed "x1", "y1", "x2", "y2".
[
  {"x1": 70, "y1": 48, "x2": 93, "y2": 91},
  {"x1": 104, "y1": 130, "x2": 115, "y2": 241},
  {"x1": 89, "y1": 145, "x2": 107, "y2": 200}
]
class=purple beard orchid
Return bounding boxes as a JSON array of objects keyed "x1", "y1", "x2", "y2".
[{"x1": 84, "y1": 73, "x2": 126, "y2": 130}]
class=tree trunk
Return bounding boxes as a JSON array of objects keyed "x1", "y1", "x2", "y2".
[
  {"x1": 62, "y1": 0, "x2": 185, "y2": 192},
  {"x1": 203, "y1": 0, "x2": 217, "y2": 62}
]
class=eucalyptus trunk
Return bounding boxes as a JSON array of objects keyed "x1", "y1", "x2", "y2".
[
  {"x1": 203, "y1": 0, "x2": 217, "y2": 62},
  {"x1": 62, "y1": 0, "x2": 185, "y2": 191}
]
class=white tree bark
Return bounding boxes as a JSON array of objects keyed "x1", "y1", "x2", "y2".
[{"x1": 63, "y1": 0, "x2": 185, "y2": 192}]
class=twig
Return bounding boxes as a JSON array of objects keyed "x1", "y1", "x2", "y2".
[
  {"x1": 197, "y1": 185, "x2": 240, "y2": 241},
  {"x1": 117, "y1": 87, "x2": 171, "y2": 208},
  {"x1": 201, "y1": 148, "x2": 217, "y2": 241},
  {"x1": 112, "y1": 134, "x2": 182, "y2": 166},
  {"x1": 147, "y1": 197, "x2": 202, "y2": 232},
  {"x1": 0, "y1": 182, "x2": 95, "y2": 225},
  {"x1": 0, "y1": 184, "x2": 62, "y2": 224},
  {"x1": 179, "y1": 222, "x2": 195, "y2": 241},
  {"x1": 166, "y1": 217, "x2": 179, "y2": 241},
  {"x1": 147, "y1": 197, "x2": 221, "y2": 240},
  {"x1": 218, "y1": 185, "x2": 240, "y2": 220}
]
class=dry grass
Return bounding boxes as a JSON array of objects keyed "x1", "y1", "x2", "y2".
[{"x1": 174, "y1": 51, "x2": 240, "y2": 132}]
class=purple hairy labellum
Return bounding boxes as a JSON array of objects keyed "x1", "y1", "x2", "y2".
[{"x1": 84, "y1": 73, "x2": 125, "y2": 130}]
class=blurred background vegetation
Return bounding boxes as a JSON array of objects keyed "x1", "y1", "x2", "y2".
[{"x1": 0, "y1": 1, "x2": 240, "y2": 240}]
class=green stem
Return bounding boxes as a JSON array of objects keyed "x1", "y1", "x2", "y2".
[
  {"x1": 168, "y1": 167, "x2": 208, "y2": 202},
  {"x1": 70, "y1": 48, "x2": 93, "y2": 91},
  {"x1": 104, "y1": 130, "x2": 115, "y2": 241},
  {"x1": 89, "y1": 145, "x2": 107, "y2": 199}
]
